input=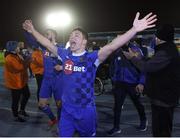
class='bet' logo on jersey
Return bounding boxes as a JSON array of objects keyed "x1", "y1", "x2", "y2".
[{"x1": 64, "y1": 60, "x2": 86, "y2": 74}]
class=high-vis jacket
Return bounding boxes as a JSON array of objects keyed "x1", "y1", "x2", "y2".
[
  {"x1": 4, "y1": 54, "x2": 28, "y2": 89},
  {"x1": 30, "y1": 49, "x2": 44, "y2": 75}
]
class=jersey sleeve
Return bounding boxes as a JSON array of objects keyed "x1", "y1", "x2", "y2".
[
  {"x1": 57, "y1": 47, "x2": 69, "y2": 61},
  {"x1": 88, "y1": 50, "x2": 98, "y2": 62},
  {"x1": 88, "y1": 50, "x2": 100, "y2": 67},
  {"x1": 24, "y1": 31, "x2": 46, "y2": 50}
]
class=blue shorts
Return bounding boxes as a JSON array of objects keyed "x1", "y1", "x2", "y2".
[
  {"x1": 39, "y1": 76, "x2": 63, "y2": 101},
  {"x1": 59, "y1": 105, "x2": 97, "y2": 137}
]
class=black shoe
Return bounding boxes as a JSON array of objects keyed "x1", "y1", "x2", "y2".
[
  {"x1": 19, "y1": 110, "x2": 30, "y2": 117},
  {"x1": 14, "y1": 116, "x2": 26, "y2": 122},
  {"x1": 108, "y1": 128, "x2": 121, "y2": 136},
  {"x1": 137, "y1": 120, "x2": 148, "y2": 131}
]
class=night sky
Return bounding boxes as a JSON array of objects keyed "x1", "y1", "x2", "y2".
[{"x1": 1, "y1": 0, "x2": 180, "y2": 47}]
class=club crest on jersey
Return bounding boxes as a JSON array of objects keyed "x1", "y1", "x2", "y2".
[
  {"x1": 64, "y1": 60, "x2": 86, "y2": 74},
  {"x1": 44, "y1": 51, "x2": 50, "y2": 57}
]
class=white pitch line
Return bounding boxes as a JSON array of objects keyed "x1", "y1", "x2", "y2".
[{"x1": 0, "y1": 107, "x2": 44, "y2": 115}]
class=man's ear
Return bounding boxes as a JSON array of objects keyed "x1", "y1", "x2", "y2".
[{"x1": 83, "y1": 39, "x2": 87, "y2": 46}]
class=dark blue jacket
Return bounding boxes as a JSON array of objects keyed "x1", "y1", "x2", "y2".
[{"x1": 110, "y1": 45, "x2": 145, "y2": 85}]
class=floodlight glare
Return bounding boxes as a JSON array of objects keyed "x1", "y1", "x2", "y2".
[{"x1": 46, "y1": 11, "x2": 72, "y2": 28}]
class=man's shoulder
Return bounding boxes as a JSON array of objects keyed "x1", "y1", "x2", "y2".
[
  {"x1": 6, "y1": 53, "x2": 16, "y2": 59},
  {"x1": 86, "y1": 50, "x2": 98, "y2": 56},
  {"x1": 56, "y1": 43, "x2": 65, "y2": 48}
]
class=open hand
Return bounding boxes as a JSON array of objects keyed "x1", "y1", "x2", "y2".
[
  {"x1": 135, "y1": 84, "x2": 144, "y2": 93},
  {"x1": 133, "y1": 12, "x2": 157, "y2": 32},
  {"x1": 54, "y1": 65, "x2": 63, "y2": 71},
  {"x1": 22, "y1": 20, "x2": 34, "y2": 33}
]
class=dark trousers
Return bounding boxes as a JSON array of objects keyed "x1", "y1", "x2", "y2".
[
  {"x1": 11, "y1": 85, "x2": 30, "y2": 117},
  {"x1": 113, "y1": 83, "x2": 146, "y2": 129},
  {"x1": 29, "y1": 67, "x2": 34, "y2": 77},
  {"x1": 35, "y1": 74, "x2": 43, "y2": 102},
  {"x1": 151, "y1": 104, "x2": 174, "y2": 137}
]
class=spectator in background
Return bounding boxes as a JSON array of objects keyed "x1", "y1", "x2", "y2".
[
  {"x1": 108, "y1": 43, "x2": 147, "y2": 136},
  {"x1": 30, "y1": 47, "x2": 44, "y2": 102},
  {"x1": 131, "y1": 38, "x2": 148, "y2": 58},
  {"x1": 4, "y1": 41, "x2": 31, "y2": 122},
  {"x1": 123, "y1": 24, "x2": 180, "y2": 137},
  {"x1": 18, "y1": 42, "x2": 34, "y2": 78}
]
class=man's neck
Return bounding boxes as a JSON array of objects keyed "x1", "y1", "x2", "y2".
[{"x1": 72, "y1": 50, "x2": 86, "y2": 56}]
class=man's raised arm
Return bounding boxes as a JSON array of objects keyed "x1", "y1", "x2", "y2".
[
  {"x1": 98, "y1": 12, "x2": 157, "y2": 63},
  {"x1": 22, "y1": 20, "x2": 58, "y2": 56}
]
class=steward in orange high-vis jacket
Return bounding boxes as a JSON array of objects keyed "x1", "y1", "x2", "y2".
[
  {"x1": 4, "y1": 41, "x2": 31, "y2": 122},
  {"x1": 30, "y1": 47, "x2": 44, "y2": 102}
]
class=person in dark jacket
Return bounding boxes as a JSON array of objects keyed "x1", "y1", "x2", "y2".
[
  {"x1": 123, "y1": 24, "x2": 180, "y2": 137},
  {"x1": 108, "y1": 43, "x2": 147, "y2": 136}
]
